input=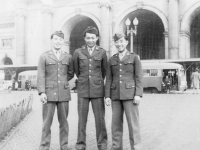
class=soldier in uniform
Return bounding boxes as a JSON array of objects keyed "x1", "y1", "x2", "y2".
[
  {"x1": 73, "y1": 26, "x2": 107, "y2": 150},
  {"x1": 105, "y1": 33, "x2": 143, "y2": 150},
  {"x1": 37, "y1": 31, "x2": 74, "y2": 150}
]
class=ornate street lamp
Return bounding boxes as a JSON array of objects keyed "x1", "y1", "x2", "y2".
[{"x1": 125, "y1": 17, "x2": 139, "y2": 53}]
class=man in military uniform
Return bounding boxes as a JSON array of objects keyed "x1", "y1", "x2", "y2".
[
  {"x1": 37, "y1": 31, "x2": 74, "y2": 150},
  {"x1": 105, "y1": 33, "x2": 143, "y2": 150},
  {"x1": 73, "y1": 26, "x2": 107, "y2": 150}
]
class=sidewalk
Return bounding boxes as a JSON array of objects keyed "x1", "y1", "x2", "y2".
[{"x1": 0, "y1": 91, "x2": 200, "y2": 150}]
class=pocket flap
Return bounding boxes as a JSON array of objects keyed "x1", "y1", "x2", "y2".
[
  {"x1": 78, "y1": 78, "x2": 85, "y2": 83},
  {"x1": 94, "y1": 57, "x2": 101, "y2": 61},
  {"x1": 125, "y1": 82, "x2": 135, "y2": 89},
  {"x1": 46, "y1": 61, "x2": 56, "y2": 65},
  {"x1": 46, "y1": 83, "x2": 54, "y2": 88},
  {"x1": 95, "y1": 80, "x2": 103, "y2": 85},
  {"x1": 62, "y1": 60, "x2": 69, "y2": 65},
  {"x1": 111, "y1": 83, "x2": 116, "y2": 89}
]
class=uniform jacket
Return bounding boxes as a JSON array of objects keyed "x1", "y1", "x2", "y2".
[
  {"x1": 73, "y1": 45, "x2": 107, "y2": 98},
  {"x1": 105, "y1": 51, "x2": 143, "y2": 100},
  {"x1": 37, "y1": 50, "x2": 74, "y2": 101}
]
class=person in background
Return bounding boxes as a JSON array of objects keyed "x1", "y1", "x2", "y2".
[
  {"x1": 105, "y1": 33, "x2": 143, "y2": 150},
  {"x1": 37, "y1": 31, "x2": 74, "y2": 150},
  {"x1": 191, "y1": 68, "x2": 200, "y2": 94},
  {"x1": 165, "y1": 75, "x2": 171, "y2": 93}
]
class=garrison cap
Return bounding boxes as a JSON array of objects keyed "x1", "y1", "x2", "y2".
[
  {"x1": 83, "y1": 26, "x2": 99, "y2": 37},
  {"x1": 113, "y1": 33, "x2": 127, "y2": 42},
  {"x1": 51, "y1": 31, "x2": 64, "y2": 39}
]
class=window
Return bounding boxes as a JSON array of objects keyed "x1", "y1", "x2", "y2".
[
  {"x1": 1, "y1": 38, "x2": 13, "y2": 48},
  {"x1": 143, "y1": 69, "x2": 150, "y2": 76},
  {"x1": 150, "y1": 69, "x2": 158, "y2": 76},
  {"x1": 143, "y1": 69, "x2": 159, "y2": 77}
]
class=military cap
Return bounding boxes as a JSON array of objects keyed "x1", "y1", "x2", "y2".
[
  {"x1": 51, "y1": 31, "x2": 64, "y2": 39},
  {"x1": 113, "y1": 33, "x2": 128, "y2": 42},
  {"x1": 83, "y1": 26, "x2": 99, "y2": 37}
]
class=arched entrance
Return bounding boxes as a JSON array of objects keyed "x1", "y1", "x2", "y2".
[
  {"x1": 190, "y1": 7, "x2": 200, "y2": 58},
  {"x1": 1, "y1": 55, "x2": 13, "y2": 80},
  {"x1": 58, "y1": 13, "x2": 100, "y2": 56},
  {"x1": 116, "y1": 9, "x2": 165, "y2": 59},
  {"x1": 69, "y1": 16, "x2": 99, "y2": 55}
]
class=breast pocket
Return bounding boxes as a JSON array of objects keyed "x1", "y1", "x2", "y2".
[
  {"x1": 110, "y1": 61, "x2": 118, "y2": 72},
  {"x1": 46, "y1": 59, "x2": 56, "y2": 66},
  {"x1": 124, "y1": 61, "x2": 134, "y2": 72},
  {"x1": 93, "y1": 56, "x2": 102, "y2": 67},
  {"x1": 79, "y1": 56, "x2": 88, "y2": 67}
]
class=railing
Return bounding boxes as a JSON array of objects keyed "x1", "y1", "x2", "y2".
[{"x1": 0, "y1": 93, "x2": 34, "y2": 141}]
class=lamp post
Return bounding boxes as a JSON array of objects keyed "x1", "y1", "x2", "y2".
[{"x1": 125, "y1": 17, "x2": 139, "y2": 53}]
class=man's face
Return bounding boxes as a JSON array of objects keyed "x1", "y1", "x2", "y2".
[
  {"x1": 115, "y1": 37, "x2": 128, "y2": 53},
  {"x1": 51, "y1": 35, "x2": 64, "y2": 50},
  {"x1": 84, "y1": 33, "x2": 99, "y2": 48}
]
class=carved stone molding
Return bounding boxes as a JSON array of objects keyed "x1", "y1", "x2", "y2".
[
  {"x1": 75, "y1": 8, "x2": 81, "y2": 16},
  {"x1": 136, "y1": 1, "x2": 144, "y2": 10},
  {"x1": 64, "y1": 40, "x2": 70, "y2": 46},
  {"x1": 99, "y1": 3, "x2": 112, "y2": 9},
  {"x1": 15, "y1": 9, "x2": 28, "y2": 18},
  {"x1": 41, "y1": 6, "x2": 54, "y2": 15},
  {"x1": 163, "y1": 31, "x2": 169, "y2": 37},
  {"x1": 0, "y1": 23, "x2": 15, "y2": 28},
  {"x1": 180, "y1": 30, "x2": 191, "y2": 38}
]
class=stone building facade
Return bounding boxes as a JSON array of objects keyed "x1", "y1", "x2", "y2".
[{"x1": 0, "y1": 0, "x2": 200, "y2": 65}]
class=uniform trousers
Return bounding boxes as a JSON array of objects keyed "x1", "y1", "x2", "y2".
[
  {"x1": 39, "y1": 102, "x2": 69, "y2": 150},
  {"x1": 111, "y1": 100, "x2": 141, "y2": 150},
  {"x1": 76, "y1": 97, "x2": 107, "y2": 150}
]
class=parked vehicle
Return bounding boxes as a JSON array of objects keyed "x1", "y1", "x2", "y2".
[{"x1": 142, "y1": 62, "x2": 187, "y2": 93}]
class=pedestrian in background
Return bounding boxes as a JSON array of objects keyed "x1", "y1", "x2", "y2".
[
  {"x1": 165, "y1": 75, "x2": 172, "y2": 93},
  {"x1": 191, "y1": 68, "x2": 200, "y2": 94},
  {"x1": 37, "y1": 31, "x2": 74, "y2": 150},
  {"x1": 105, "y1": 33, "x2": 143, "y2": 150},
  {"x1": 73, "y1": 26, "x2": 107, "y2": 150}
]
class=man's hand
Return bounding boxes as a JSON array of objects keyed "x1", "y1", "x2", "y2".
[
  {"x1": 105, "y1": 98, "x2": 111, "y2": 106},
  {"x1": 133, "y1": 96, "x2": 141, "y2": 105},
  {"x1": 40, "y1": 93, "x2": 47, "y2": 104}
]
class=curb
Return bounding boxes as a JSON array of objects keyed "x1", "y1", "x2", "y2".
[{"x1": 0, "y1": 110, "x2": 34, "y2": 150}]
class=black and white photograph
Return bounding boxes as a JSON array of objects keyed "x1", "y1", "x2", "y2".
[{"x1": 0, "y1": 0, "x2": 200, "y2": 150}]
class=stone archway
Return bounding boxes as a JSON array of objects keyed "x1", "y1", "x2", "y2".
[
  {"x1": 1, "y1": 55, "x2": 13, "y2": 80},
  {"x1": 57, "y1": 12, "x2": 101, "y2": 55},
  {"x1": 113, "y1": 6, "x2": 166, "y2": 59},
  {"x1": 180, "y1": 2, "x2": 200, "y2": 58}
]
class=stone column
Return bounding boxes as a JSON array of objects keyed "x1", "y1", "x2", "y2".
[
  {"x1": 163, "y1": 32, "x2": 169, "y2": 59},
  {"x1": 168, "y1": 0, "x2": 179, "y2": 59},
  {"x1": 15, "y1": 9, "x2": 27, "y2": 64},
  {"x1": 179, "y1": 30, "x2": 190, "y2": 58},
  {"x1": 42, "y1": 5, "x2": 54, "y2": 52},
  {"x1": 99, "y1": 3, "x2": 111, "y2": 58},
  {"x1": 63, "y1": 40, "x2": 70, "y2": 54}
]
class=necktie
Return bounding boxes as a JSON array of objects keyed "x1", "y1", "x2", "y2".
[
  {"x1": 55, "y1": 51, "x2": 60, "y2": 59},
  {"x1": 89, "y1": 49, "x2": 93, "y2": 55},
  {"x1": 119, "y1": 53, "x2": 123, "y2": 60}
]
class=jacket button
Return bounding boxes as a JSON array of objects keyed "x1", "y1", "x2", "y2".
[
  {"x1": 89, "y1": 70, "x2": 91, "y2": 72},
  {"x1": 89, "y1": 64, "x2": 91, "y2": 66},
  {"x1": 89, "y1": 59, "x2": 92, "y2": 61},
  {"x1": 120, "y1": 64, "x2": 122, "y2": 66},
  {"x1": 58, "y1": 81, "x2": 60, "y2": 83},
  {"x1": 89, "y1": 76, "x2": 91, "y2": 78},
  {"x1": 120, "y1": 69, "x2": 122, "y2": 71},
  {"x1": 54, "y1": 93, "x2": 56, "y2": 95},
  {"x1": 120, "y1": 75, "x2": 122, "y2": 77},
  {"x1": 120, "y1": 81, "x2": 122, "y2": 83}
]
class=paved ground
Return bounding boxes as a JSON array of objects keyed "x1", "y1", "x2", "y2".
[{"x1": 0, "y1": 91, "x2": 200, "y2": 150}]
